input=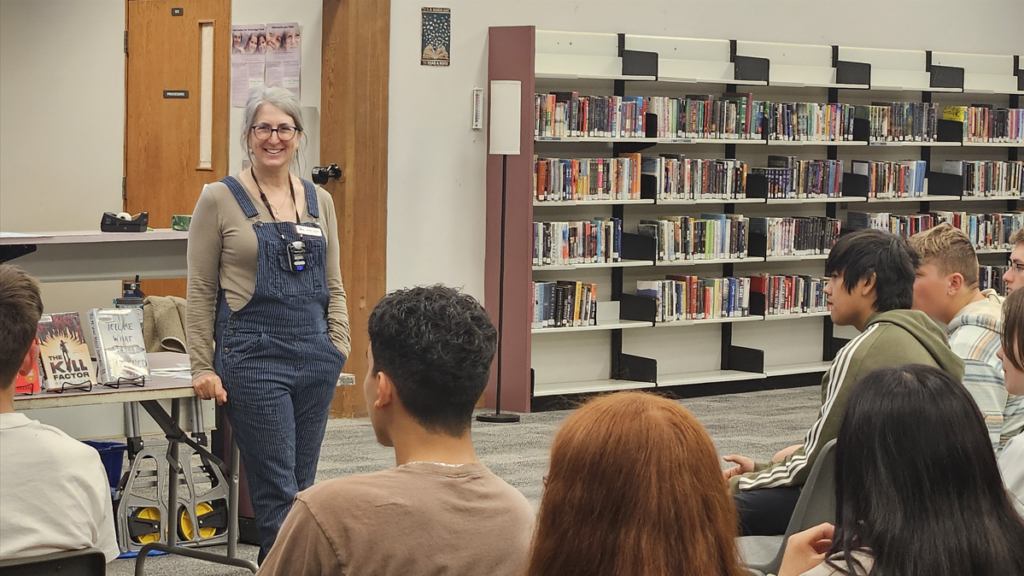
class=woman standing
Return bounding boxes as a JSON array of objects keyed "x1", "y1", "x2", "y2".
[{"x1": 186, "y1": 86, "x2": 349, "y2": 562}]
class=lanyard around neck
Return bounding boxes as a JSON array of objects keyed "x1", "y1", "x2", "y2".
[{"x1": 251, "y1": 167, "x2": 301, "y2": 240}]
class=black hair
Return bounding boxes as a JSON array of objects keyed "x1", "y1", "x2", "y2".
[
  {"x1": 367, "y1": 285, "x2": 497, "y2": 437},
  {"x1": 829, "y1": 365, "x2": 1024, "y2": 576},
  {"x1": 824, "y1": 229, "x2": 919, "y2": 312}
]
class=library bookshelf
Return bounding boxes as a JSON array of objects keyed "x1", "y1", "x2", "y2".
[{"x1": 485, "y1": 26, "x2": 1022, "y2": 412}]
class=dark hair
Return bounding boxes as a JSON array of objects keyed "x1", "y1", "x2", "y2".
[
  {"x1": 1003, "y1": 288, "x2": 1024, "y2": 373},
  {"x1": 527, "y1": 392, "x2": 747, "y2": 576},
  {"x1": 0, "y1": 265, "x2": 43, "y2": 387},
  {"x1": 829, "y1": 365, "x2": 1024, "y2": 576},
  {"x1": 367, "y1": 285, "x2": 496, "y2": 436},
  {"x1": 825, "y1": 229, "x2": 919, "y2": 312}
]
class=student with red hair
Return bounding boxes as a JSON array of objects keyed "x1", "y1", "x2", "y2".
[{"x1": 526, "y1": 391, "x2": 748, "y2": 576}]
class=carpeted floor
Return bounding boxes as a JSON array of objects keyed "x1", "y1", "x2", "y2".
[{"x1": 109, "y1": 386, "x2": 820, "y2": 575}]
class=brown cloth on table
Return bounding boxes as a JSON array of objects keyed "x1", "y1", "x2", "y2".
[{"x1": 143, "y1": 295, "x2": 188, "y2": 354}]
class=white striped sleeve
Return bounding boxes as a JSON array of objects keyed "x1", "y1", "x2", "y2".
[{"x1": 737, "y1": 324, "x2": 880, "y2": 491}]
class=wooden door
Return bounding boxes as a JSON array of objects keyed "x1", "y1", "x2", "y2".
[
  {"x1": 125, "y1": 0, "x2": 230, "y2": 297},
  {"x1": 321, "y1": 0, "x2": 390, "y2": 417}
]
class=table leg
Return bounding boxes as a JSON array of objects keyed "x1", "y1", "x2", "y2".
[
  {"x1": 228, "y1": 435, "x2": 240, "y2": 559},
  {"x1": 166, "y1": 398, "x2": 180, "y2": 548}
]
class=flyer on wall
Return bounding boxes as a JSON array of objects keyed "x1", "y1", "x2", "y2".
[
  {"x1": 266, "y1": 22, "x2": 301, "y2": 100},
  {"x1": 231, "y1": 24, "x2": 267, "y2": 107},
  {"x1": 421, "y1": 7, "x2": 450, "y2": 66}
]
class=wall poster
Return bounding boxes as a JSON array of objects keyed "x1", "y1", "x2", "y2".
[{"x1": 421, "y1": 7, "x2": 450, "y2": 67}]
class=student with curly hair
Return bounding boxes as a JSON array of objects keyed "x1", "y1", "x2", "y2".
[{"x1": 259, "y1": 285, "x2": 535, "y2": 576}]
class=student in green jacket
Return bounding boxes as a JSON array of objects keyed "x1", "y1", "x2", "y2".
[{"x1": 722, "y1": 229, "x2": 965, "y2": 536}]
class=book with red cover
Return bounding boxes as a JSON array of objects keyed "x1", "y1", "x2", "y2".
[{"x1": 14, "y1": 362, "x2": 41, "y2": 394}]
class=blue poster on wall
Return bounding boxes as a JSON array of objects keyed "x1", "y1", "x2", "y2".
[{"x1": 421, "y1": 7, "x2": 450, "y2": 67}]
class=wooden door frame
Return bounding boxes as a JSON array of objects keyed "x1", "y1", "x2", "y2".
[{"x1": 321, "y1": 0, "x2": 390, "y2": 417}]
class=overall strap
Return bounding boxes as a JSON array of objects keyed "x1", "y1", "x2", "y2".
[
  {"x1": 221, "y1": 176, "x2": 261, "y2": 219},
  {"x1": 302, "y1": 179, "x2": 320, "y2": 219}
]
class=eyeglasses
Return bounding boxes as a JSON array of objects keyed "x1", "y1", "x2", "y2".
[
  {"x1": 1008, "y1": 260, "x2": 1024, "y2": 274},
  {"x1": 251, "y1": 125, "x2": 300, "y2": 141}
]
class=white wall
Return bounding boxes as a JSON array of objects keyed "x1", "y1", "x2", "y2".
[{"x1": 385, "y1": 0, "x2": 1024, "y2": 299}]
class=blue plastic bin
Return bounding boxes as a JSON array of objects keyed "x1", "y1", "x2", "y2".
[{"x1": 83, "y1": 440, "x2": 127, "y2": 489}]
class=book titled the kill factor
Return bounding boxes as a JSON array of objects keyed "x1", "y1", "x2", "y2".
[{"x1": 36, "y1": 312, "x2": 96, "y2": 391}]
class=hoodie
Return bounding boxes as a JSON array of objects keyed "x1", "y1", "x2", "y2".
[
  {"x1": 731, "y1": 309, "x2": 965, "y2": 493},
  {"x1": 948, "y1": 289, "x2": 1024, "y2": 453}
]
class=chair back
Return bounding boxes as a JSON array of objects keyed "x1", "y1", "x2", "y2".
[
  {"x1": 784, "y1": 438, "x2": 837, "y2": 534},
  {"x1": 0, "y1": 548, "x2": 105, "y2": 576},
  {"x1": 743, "y1": 439, "x2": 838, "y2": 575}
]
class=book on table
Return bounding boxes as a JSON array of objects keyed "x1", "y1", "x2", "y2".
[{"x1": 36, "y1": 312, "x2": 96, "y2": 392}]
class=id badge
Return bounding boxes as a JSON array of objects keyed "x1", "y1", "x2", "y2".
[{"x1": 295, "y1": 224, "x2": 323, "y2": 237}]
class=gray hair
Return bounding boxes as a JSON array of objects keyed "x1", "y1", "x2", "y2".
[{"x1": 241, "y1": 85, "x2": 306, "y2": 174}]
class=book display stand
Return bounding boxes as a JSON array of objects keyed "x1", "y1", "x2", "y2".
[{"x1": 486, "y1": 26, "x2": 1022, "y2": 413}]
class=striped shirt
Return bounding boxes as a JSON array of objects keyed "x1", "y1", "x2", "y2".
[{"x1": 948, "y1": 290, "x2": 1024, "y2": 455}]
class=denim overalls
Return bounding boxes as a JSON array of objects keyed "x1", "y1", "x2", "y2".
[{"x1": 213, "y1": 176, "x2": 345, "y2": 560}]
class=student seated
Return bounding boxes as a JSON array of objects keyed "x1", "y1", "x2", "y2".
[
  {"x1": 723, "y1": 229, "x2": 964, "y2": 536},
  {"x1": 997, "y1": 288, "x2": 1024, "y2": 516},
  {"x1": 910, "y1": 222, "x2": 1023, "y2": 452},
  {"x1": 258, "y1": 285, "x2": 534, "y2": 576},
  {"x1": 526, "y1": 391, "x2": 748, "y2": 576},
  {"x1": 1003, "y1": 228, "x2": 1024, "y2": 294},
  {"x1": 776, "y1": 365, "x2": 1024, "y2": 576},
  {"x1": 0, "y1": 264, "x2": 120, "y2": 562}
]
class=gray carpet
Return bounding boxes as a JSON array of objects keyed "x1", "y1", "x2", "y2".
[{"x1": 109, "y1": 386, "x2": 820, "y2": 575}]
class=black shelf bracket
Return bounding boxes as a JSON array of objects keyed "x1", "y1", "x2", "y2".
[
  {"x1": 730, "y1": 40, "x2": 770, "y2": 84},
  {"x1": 0, "y1": 244, "x2": 37, "y2": 264}
]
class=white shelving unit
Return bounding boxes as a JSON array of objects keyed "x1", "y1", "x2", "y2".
[
  {"x1": 931, "y1": 51, "x2": 1024, "y2": 95},
  {"x1": 623, "y1": 35, "x2": 767, "y2": 86},
  {"x1": 735, "y1": 41, "x2": 868, "y2": 89},
  {"x1": 502, "y1": 28, "x2": 1021, "y2": 411},
  {"x1": 535, "y1": 30, "x2": 655, "y2": 81}
]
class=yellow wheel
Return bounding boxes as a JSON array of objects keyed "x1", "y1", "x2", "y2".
[
  {"x1": 179, "y1": 502, "x2": 217, "y2": 541},
  {"x1": 129, "y1": 507, "x2": 161, "y2": 544}
]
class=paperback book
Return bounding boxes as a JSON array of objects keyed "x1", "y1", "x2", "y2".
[
  {"x1": 636, "y1": 276, "x2": 750, "y2": 322},
  {"x1": 643, "y1": 156, "x2": 748, "y2": 200},
  {"x1": 88, "y1": 308, "x2": 150, "y2": 384},
  {"x1": 532, "y1": 281, "x2": 598, "y2": 329},
  {"x1": 749, "y1": 216, "x2": 841, "y2": 258},
  {"x1": 636, "y1": 215, "x2": 748, "y2": 262},
  {"x1": 850, "y1": 160, "x2": 927, "y2": 199},
  {"x1": 751, "y1": 274, "x2": 830, "y2": 316},
  {"x1": 941, "y1": 160, "x2": 1023, "y2": 198},
  {"x1": 533, "y1": 219, "x2": 623, "y2": 267},
  {"x1": 36, "y1": 312, "x2": 96, "y2": 392}
]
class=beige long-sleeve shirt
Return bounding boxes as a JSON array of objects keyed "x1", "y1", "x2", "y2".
[
  {"x1": 256, "y1": 462, "x2": 536, "y2": 576},
  {"x1": 186, "y1": 179, "x2": 351, "y2": 379}
]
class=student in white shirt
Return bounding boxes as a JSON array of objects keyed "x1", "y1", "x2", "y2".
[
  {"x1": 0, "y1": 264, "x2": 120, "y2": 562},
  {"x1": 997, "y1": 287, "x2": 1024, "y2": 517}
]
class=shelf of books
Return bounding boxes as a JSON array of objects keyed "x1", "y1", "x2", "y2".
[{"x1": 486, "y1": 25, "x2": 1022, "y2": 412}]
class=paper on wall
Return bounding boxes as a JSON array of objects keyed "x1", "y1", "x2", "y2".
[
  {"x1": 231, "y1": 25, "x2": 267, "y2": 107},
  {"x1": 265, "y1": 22, "x2": 301, "y2": 101}
]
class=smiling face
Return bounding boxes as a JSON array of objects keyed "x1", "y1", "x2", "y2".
[
  {"x1": 248, "y1": 104, "x2": 299, "y2": 171},
  {"x1": 286, "y1": 31, "x2": 300, "y2": 50},
  {"x1": 232, "y1": 33, "x2": 242, "y2": 47},
  {"x1": 267, "y1": 33, "x2": 280, "y2": 51},
  {"x1": 245, "y1": 34, "x2": 258, "y2": 53},
  {"x1": 257, "y1": 35, "x2": 267, "y2": 53}
]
